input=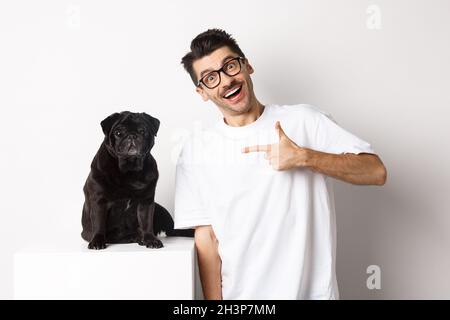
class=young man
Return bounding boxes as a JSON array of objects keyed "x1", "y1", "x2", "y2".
[{"x1": 175, "y1": 29, "x2": 387, "y2": 300}]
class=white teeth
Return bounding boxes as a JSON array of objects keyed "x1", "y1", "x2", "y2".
[{"x1": 224, "y1": 86, "x2": 240, "y2": 98}]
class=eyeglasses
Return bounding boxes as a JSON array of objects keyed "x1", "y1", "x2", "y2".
[{"x1": 197, "y1": 56, "x2": 245, "y2": 89}]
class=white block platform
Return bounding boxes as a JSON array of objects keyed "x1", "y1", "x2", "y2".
[{"x1": 14, "y1": 237, "x2": 200, "y2": 300}]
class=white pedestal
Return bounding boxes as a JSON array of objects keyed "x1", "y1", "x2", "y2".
[{"x1": 14, "y1": 237, "x2": 198, "y2": 300}]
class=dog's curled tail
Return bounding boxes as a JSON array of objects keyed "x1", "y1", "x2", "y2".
[
  {"x1": 165, "y1": 228, "x2": 195, "y2": 237},
  {"x1": 153, "y1": 202, "x2": 195, "y2": 238}
]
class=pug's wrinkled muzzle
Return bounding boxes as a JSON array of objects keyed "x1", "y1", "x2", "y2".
[{"x1": 127, "y1": 140, "x2": 138, "y2": 155}]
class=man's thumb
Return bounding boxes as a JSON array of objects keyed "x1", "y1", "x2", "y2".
[{"x1": 275, "y1": 121, "x2": 287, "y2": 140}]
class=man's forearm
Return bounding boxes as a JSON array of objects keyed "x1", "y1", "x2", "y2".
[
  {"x1": 195, "y1": 227, "x2": 223, "y2": 300},
  {"x1": 303, "y1": 149, "x2": 387, "y2": 185},
  {"x1": 242, "y1": 121, "x2": 387, "y2": 185}
]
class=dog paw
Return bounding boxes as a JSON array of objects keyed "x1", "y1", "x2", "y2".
[
  {"x1": 88, "y1": 234, "x2": 107, "y2": 250},
  {"x1": 146, "y1": 238, "x2": 163, "y2": 248},
  {"x1": 139, "y1": 235, "x2": 163, "y2": 249}
]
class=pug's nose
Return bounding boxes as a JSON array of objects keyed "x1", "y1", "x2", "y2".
[{"x1": 128, "y1": 134, "x2": 137, "y2": 140}]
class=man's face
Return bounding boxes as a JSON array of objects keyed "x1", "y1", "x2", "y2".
[{"x1": 193, "y1": 46, "x2": 255, "y2": 115}]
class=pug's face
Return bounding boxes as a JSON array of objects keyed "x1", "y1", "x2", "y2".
[{"x1": 101, "y1": 111, "x2": 160, "y2": 159}]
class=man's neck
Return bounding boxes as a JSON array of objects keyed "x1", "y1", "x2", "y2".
[{"x1": 223, "y1": 101, "x2": 264, "y2": 127}]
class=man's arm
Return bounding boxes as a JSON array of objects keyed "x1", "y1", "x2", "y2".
[
  {"x1": 305, "y1": 151, "x2": 387, "y2": 185},
  {"x1": 242, "y1": 121, "x2": 387, "y2": 186},
  {"x1": 195, "y1": 225, "x2": 222, "y2": 300}
]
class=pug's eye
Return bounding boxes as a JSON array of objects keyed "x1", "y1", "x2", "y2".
[
  {"x1": 138, "y1": 128, "x2": 146, "y2": 135},
  {"x1": 114, "y1": 130, "x2": 123, "y2": 137}
]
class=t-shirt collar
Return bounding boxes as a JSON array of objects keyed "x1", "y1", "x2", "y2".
[{"x1": 216, "y1": 104, "x2": 272, "y2": 139}]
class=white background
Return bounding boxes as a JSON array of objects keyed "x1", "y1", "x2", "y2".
[{"x1": 1, "y1": 0, "x2": 449, "y2": 299}]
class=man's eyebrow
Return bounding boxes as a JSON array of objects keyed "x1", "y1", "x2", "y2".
[{"x1": 199, "y1": 55, "x2": 237, "y2": 79}]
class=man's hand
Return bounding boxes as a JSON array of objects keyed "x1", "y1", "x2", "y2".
[
  {"x1": 241, "y1": 121, "x2": 310, "y2": 170},
  {"x1": 241, "y1": 121, "x2": 387, "y2": 185}
]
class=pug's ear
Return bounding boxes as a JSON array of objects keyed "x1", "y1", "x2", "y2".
[
  {"x1": 141, "y1": 113, "x2": 160, "y2": 136},
  {"x1": 101, "y1": 112, "x2": 121, "y2": 136}
]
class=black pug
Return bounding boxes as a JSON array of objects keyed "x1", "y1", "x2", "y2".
[{"x1": 81, "y1": 111, "x2": 194, "y2": 249}]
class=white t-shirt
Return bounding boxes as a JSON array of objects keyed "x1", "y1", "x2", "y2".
[{"x1": 174, "y1": 104, "x2": 375, "y2": 300}]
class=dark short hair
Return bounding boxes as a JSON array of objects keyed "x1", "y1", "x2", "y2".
[{"x1": 181, "y1": 29, "x2": 246, "y2": 85}]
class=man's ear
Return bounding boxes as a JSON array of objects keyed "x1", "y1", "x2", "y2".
[
  {"x1": 196, "y1": 86, "x2": 210, "y2": 101},
  {"x1": 141, "y1": 113, "x2": 160, "y2": 136},
  {"x1": 244, "y1": 59, "x2": 254, "y2": 75},
  {"x1": 101, "y1": 112, "x2": 121, "y2": 136}
]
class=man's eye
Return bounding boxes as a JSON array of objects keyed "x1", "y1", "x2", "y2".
[
  {"x1": 205, "y1": 74, "x2": 216, "y2": 83},
  {"x1": 226, "y1": 62, "x2": 236, "y2": 70}
]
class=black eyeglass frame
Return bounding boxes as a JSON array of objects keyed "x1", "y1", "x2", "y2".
[{"x1": 196, "y1": 56, "x2": 245, "y2": 89}]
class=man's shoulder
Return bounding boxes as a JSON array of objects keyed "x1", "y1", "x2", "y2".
[
  {"x1": 268, "y1": 103, "x2": 331, "y2": 118},
  {"x1": 175, "y1": 126, "x2": 223, "y2": 163}
]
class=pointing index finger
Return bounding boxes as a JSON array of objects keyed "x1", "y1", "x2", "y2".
[{"x1": 241, "y1": 144, "x2": 271, "y2": 153}]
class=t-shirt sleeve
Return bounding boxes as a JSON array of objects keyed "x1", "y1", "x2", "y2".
[
  {"x1": 173, "y1": 139, "x2": 211, "y2": 229},
  {"x1": 313, "y1": 109, "x2": 376, "y2": 155}
]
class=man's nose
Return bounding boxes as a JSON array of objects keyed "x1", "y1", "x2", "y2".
[{"x1": 220, "y1": 71, "x2": 234, "y2": 88}]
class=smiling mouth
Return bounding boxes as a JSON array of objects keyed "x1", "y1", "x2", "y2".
[{"x1": 223, "y1": 85, "x2": 243, "y2": 100}]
